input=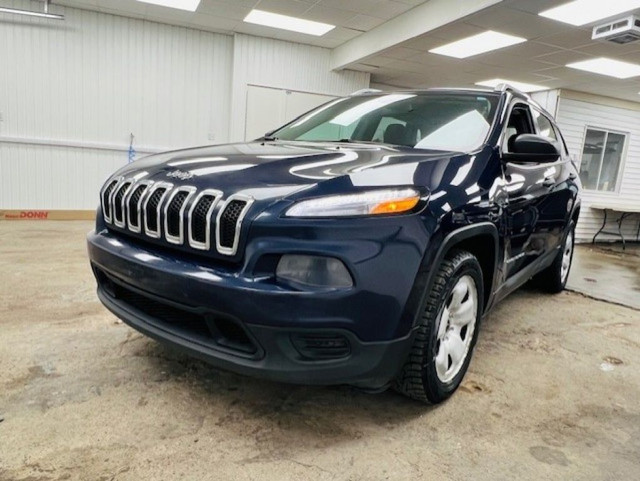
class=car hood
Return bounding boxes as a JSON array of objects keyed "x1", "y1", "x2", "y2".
[{"x1": 110, "y1": 140, "x2": 474, "y2": 202}]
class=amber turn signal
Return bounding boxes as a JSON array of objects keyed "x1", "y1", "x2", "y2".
[
  {"x1": 286, "y1": 188, "x2": 423, "y2": 218},
  {"x1": 371, "y1": 197, "x2": 420, "y2": 215}
]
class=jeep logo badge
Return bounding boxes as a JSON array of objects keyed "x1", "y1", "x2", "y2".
[{"x1": 166, "y1": 169, "x2": 193, "y2": 180}]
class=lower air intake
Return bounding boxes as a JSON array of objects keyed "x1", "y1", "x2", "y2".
[
  {"x1": 94, "y1": 267, "x2": 259, "y2": 357},
  {"x1": 291, "y1": 334, "x2": 351, "y2": 360}
]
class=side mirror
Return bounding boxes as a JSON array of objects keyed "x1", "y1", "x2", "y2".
[{"x1": 503, "y1": 134, "x2": 561, "y2": 163}]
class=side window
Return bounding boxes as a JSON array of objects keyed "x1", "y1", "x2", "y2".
[
  {"x1": 532, "y1": 109, "x2": 558, "y2": 141},
  {"x1": 503, "y1": 104, "x2": 534, "y2": 153}
]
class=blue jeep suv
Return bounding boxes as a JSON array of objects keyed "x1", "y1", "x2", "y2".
[{"x1": 88, "y1": 86, "x2": 580, "y2": 403}]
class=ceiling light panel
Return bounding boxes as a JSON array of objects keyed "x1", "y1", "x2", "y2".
[
  {"x1": 539, "y1": 0, "x2": 640, "y2": 26},
  {"x1": 429, "y1": 31, "x2": 526, "y2": 59},
  {"x1": 137, "y1": 0, "x2": 201, "y2": 12},
  {"x1": 244, "y1": 9, "x2": 335, "y2": 36},
  {"x1": 567, "y1": 57, "x2": 640, "y2": 78},
  {"x1": 475, "y1": 78, "x2": 548, "y2": 92}
]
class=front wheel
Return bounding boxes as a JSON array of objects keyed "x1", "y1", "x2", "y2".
[{"x1": 395, "y1": 250, "x2": 484, "y2": 404}]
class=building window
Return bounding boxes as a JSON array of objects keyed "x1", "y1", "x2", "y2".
[{"x1": 579, "y1": 128, "x2": 626, "y2": 192}]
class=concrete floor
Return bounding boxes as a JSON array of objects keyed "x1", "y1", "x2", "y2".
[
  {"x1": 568, "y1": 243, "x2": 640, "y2": 310},
  {"x1": 1, "y1": 222, "x2": 639, "y2": 481}
]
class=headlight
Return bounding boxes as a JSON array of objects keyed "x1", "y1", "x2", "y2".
[{"x1": 285, "y1": 188, "x2": 422, "y2": 218}]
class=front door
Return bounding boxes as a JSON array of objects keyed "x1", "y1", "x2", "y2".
[{"x1": 502, "y1": 103, "x2": 557, "y2": 278}]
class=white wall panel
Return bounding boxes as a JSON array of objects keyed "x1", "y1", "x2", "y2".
[
  {"x1": 0, "y1": 143, "x2": 124, "y2": 209},
  {"x1": 0, "y1": 1, "x2": 233, "y2": 209},
  {"x1": 555, "y1": 96, "x2": 640, "y2": 242},
  {"x1": 229, "y1": 34, "x2": 370, "y2": 142},
  {"x1": 1, "y1": 5, "x2": 370, "y2": 210}
]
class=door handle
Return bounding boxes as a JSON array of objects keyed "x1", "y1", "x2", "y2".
[{"x1": 543, "y1": 176, "x2": 556, "y2": 187}]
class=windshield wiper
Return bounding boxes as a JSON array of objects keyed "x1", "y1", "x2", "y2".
[{"x1": 326, "y1": 139, "x2": 405, "y2": 148}]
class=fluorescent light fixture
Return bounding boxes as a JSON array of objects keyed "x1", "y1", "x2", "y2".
[
  {"x1": 137, "y1": 0, "x2": 201, "y2": 12},
  {"x1": 539, "y1": 0, "x2": 640, "y2": 26},
  {"x1": 244, "y1": 9, "x2": 335, "y2": 36},
  {"x1": 429, "y1": 31, "x2": 526, "y2": 59},
  {"x1": 0, "y1": 0, "x2": 63, "y2": 19},
  {"x1": 0, "y1": 7, "x2": 63, "y2": 19},
  {"x1": 567, "y1": 57, "x2": 640, "y2": 79},
  {"x1": 475, "y1": 78, "x2": 548, "y2": 93}
]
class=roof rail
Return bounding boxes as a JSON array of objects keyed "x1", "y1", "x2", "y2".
[
  {"x1": 494, "y1": 83, "x2": 550, "y2": 114},
  {"x1": 493, "y1": 83, "x2": 530, "y2": 98},
  {"x1": 349, "y1": 88, "x2": 383, "y2": 96}
]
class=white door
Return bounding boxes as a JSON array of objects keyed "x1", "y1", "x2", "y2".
[
  {"x1": 285, "y1": 90, "x2": 335, "y2": 122},
  {"x1": 245, "y1": 86, "x2": 286, "y2": 141},
  {"x1": 244, "y1": 85, "x2": 336, "y2": 141}
]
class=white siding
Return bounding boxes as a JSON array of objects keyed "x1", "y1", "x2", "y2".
[
  {"x1": 229, "y1": 34, "x2": 370, "y2": 142},
  {"x1": 0, "y1": 1, "x2": 233, "y2": 209},
  {"x1": 554, "y1": 94, "x2": 640, "y2": 242},
  {"x1": 0, "y1": 4, "x2": 369, "y2": 209}
]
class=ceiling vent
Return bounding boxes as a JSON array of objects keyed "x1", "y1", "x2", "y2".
[{"x1": 592, "y1": 15, "x2": 640, "y2": 44}]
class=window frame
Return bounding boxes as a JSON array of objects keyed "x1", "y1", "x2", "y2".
[
  {"x1": 552, "y1": 123, "x2": 570, "y2": 157},
  {"x1": 578, "y1": 125, "x2": 629, "y2": 194},
  {"x1": 499, "y1": 101, "x2": 536, "y2": 154},
  {"x1": 531, "y1": 107, "x2": 570, "y2": 158}
]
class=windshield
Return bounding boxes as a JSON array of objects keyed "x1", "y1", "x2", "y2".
[{"x1": 270, "y1": 92, "x2": 500, "y2": 152}]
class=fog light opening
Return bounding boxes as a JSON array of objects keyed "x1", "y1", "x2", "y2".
[{"x1": 276, "y1": 255, "x2": 353, "y2": 289}]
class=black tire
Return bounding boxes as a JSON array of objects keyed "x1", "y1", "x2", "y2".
[
  {"x1": 534, "y1": 222, "x2": 575, "y2": 294},
  {"x1": 395, "y1": 250, "x2": 484, "y2": 404}
]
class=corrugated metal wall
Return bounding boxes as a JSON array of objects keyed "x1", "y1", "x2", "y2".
[
  {"x1": 555, "y1": 94, "x2": 640, "y2": 242},
  {"x1": 0, "y1": 1, "x2": 233, "y2": 209},
  {"x1": 0, "y1": 3, "x2": 369, "y2": 209}
]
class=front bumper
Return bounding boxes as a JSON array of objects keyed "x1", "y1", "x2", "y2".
[{"x1": 87, "y1": 228, "x2": 423, "y2": 388}]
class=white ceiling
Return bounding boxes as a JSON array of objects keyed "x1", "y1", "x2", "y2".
[
  {"x1": 362, "y1": 0, "x2": 640, "y2": 102},
  {"x1": 51, "y1": 0, "x2": 640, "y2": 102},
  {"x1": 54, "y1": 0, "x2": 424, "y2": 48}
]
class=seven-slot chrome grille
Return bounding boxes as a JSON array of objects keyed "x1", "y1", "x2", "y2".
[{"x1": 100, "y1": 177, "x2": 253, "y2": 256}]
